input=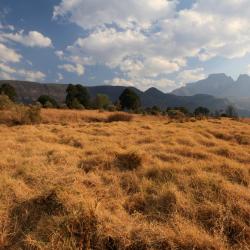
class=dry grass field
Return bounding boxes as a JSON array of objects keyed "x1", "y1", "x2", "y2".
[{"x1": 0, "y1": 109, "x2": 250, "y2": 249}]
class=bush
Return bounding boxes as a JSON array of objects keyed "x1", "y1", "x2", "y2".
[
  {"x1": 0, "y1": 83, "x2": 17, "y2": 101},
  {"x1": 12, "y1": 105, "x2": 41, "y2": 125},
  {"x1": 194, "y1": 106, "x2": 210, "y2": 116},
  {"x1": 0, "y1": 94, "x2": 14, "y2": 110},
  {"x1": 37, "y1": 95, "x2": 58, "y2": 108},
  {"x1": 71, "y1": 98, "x2": 85, "y2": 110},
  {"x1": 225, "y1": 105, "x2": 239, "y2": 119},
  {"x1": 92, "y1": 94, "x2": 111, "y2": 109},
  {"x1": 107, "y1": 113, "x2": 133, "y2": 122},
  {"x1": 107, "y1": 104, "x2": 117, "y2": 112},
  {"x1": 167, "y1": 109, "x2": 186, "y2": 120}
]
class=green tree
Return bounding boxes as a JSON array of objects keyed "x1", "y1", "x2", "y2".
[
  {"x1": 37, "y1": 95, "x2": 58, "y2": 108},
  {"x1": 66, "y1": 84, "x2": 90, "y2": 109},
  {"x1": 119, "y1": 88, "x2": 141, "y2": 110},
  {"x1": 194, "y1": 106, "x2": 210, "y2": 116},
  {"x1": 0, "y1": 84, "x2": 17, "y2": 101},
  {"x1": 93, "y1": 94, "x2": 111, "y2": 109},
  {"x1": 225, "y1": 105, "x2": 238, "y2": 118}
]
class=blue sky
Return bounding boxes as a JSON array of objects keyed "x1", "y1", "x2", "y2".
[{"x1": 0, "y1": 0, "x2": 250, "y2": 92}]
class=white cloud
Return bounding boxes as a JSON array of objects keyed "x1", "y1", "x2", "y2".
[
  {"x1": 107, "y1": 77, "x2": 175, "y2": 92},
  {"x1": 58, "y1": 63, "x2": 84, "y2": 76},
  {"x1": 68, "y1": 28, "x2": 146, "y2": 68},
  {"x1": 55, "y1": 50, "x2": 64, "y2": 59},
  {"x1": 177, "y1": 68, "x2": 206, "y2": 86},
  {"x1": 56, "y1": 73, "x2": 64, "y2": 82},
  {"x1": 17, "y1": 69, "x2": 46, "y2": 81},
  {"x1": 0, "y1": 62, "x2": 46, "y2": 81},
  {"x1": 0, "y1": 63, "x2": 16, "y2": 74},
  {"x1": 0, "y1": 43, "x2": 22, "y2": 63},
  {"x1": 2, "y1": 30, "x2": 52, "y2": 47},
  {"x1": 53, "y1": 0, "x2": 177, "y2": 29}
]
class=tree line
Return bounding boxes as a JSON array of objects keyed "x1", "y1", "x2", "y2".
[{"x1": 0, "y1": 83, "x2": 238, "y2": 118}]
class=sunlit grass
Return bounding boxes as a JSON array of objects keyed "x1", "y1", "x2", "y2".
[{"x1": 0, "y1": 109, "x2": 249, "y2": 249}]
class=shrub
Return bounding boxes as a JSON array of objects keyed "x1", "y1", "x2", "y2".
[
  {"x1": 167, "y1": 109, "x2": 186, "y2": 120},
  {"x1": 37, "y1": 95, "x2": 58, "y2": 108},
  {"x1": 0, "y1": 83, "x2": 17, "y2": 101},
  {"x1": 107, "y1": 104, "x2": 117, "y2": 112},
  {"x1": 107, "y1": 113, "x2": 133, "y2": 122},
  {"x1": 115, "y1": 152, "x2": 142, "y2": 171},
  {"x1": 12, "y1": 105, "x2": 41, "y2": 125},
  {"x1": 194, "y1": 106, "x2": 210, "y2": 116},
  {"x1": 92, "y1": 94, "x2": 111, "y2": 109},
  {"x1": 71, "y1": 98, "x2": 85, "y2": 110},
  {"x1": 225, "y1": 105, "x2": 239, "y2": 119},
  {"x1": 0, "y1": 94, "x2": 14, "y2": 110}
]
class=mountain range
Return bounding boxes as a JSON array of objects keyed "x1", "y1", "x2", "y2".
[
  {"x1": 172, "y1": 73, "x2": 250, "y2": 115},
  {"x1": 0, "y1": 80, "x2": 230, "y2": 113}
]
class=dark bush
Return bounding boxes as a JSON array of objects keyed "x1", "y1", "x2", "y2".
[
  {"x1": 107, "y1": 113, "x2": 133, "y2": 122},
  {"x1": 194, "y1": 106, "x2": 210, "y2": 116},
  {"x1": 37, "y1": 95, "x2": 58, "y2": 108},
  {"x1": 167, "y1": 109, "x2": 186, "y2": 120},
  {"x1": 0, "y1": 83, "x2": 17, "y2": 101}
]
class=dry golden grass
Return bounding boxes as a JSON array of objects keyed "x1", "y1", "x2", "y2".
[{"x1": 0, "y1": 109, "x2": 250, "y2": 249}]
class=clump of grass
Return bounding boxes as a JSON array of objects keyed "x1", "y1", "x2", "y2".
[
  {"x1": 106, "y1": 112, "x2": 133, "y2": 122},
  {"x1": 115, "y1": 152, "x2": 142, "y2": 171},
  {"x1": 145, "y1": 167, "x2": 177, "y2": 183},
  {"x1": 6, "y1": 191, "x2": 63, "y2": 249},
  {"x1": 125, "y1": 188, "x2": 177, "y2": 221},
  {"x1": 61, "y1": 208, "x2": 98, "y2": 250},
  {"x1": 59, "y1": 136, "x2": 83, "y2": 148}
]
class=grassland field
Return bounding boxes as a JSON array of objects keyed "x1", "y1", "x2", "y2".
[{"x1": 0, "y1": 109, "x2": 250, "y2": 250}]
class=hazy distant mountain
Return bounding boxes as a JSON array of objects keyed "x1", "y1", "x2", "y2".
[
  {"x1": 172, "y1": 73, "x2": 250, "y2": 98},
  {"x1": 0, "y1": 80, "x2": 229, "y2": 113},
  {"x1": 172, "y1": 73, "x2": 250, "y2": 115},
  {"x1": 172, "y1": 74, "x2": 232, "y2": 96}
]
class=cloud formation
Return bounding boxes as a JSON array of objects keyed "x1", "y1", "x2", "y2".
[
  {"x1": 0, "y1": 24, "x2": 50, "y2": 81},
  {"x1": 53, "y1": 0, "x2": 176, "y2": 29},
  {"x1": 58, "y1": 63, "x2": 84, "y2": 76},
  {"x1": 0, "y1": 63, "x2": 46, "y2": 81},
  {"x1": 0, "y1": 43, "x2": 22, "y2": 63},
  {"x1": 53, "y1": 0, "x2": 250, "y2": 89},
  {"x1": 2, "y1": 30, "x2": 52, "y2": 47}
]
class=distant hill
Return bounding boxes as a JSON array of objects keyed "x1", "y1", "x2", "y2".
[
  {"x1": 172, "y1": 73, "x2": 250, "y2": 98},
  {"x1": 0, "y1": 80, "x2": 230, "y2": 113},
  {"x1": 171, "y1": 74, "x2": 250, "y2": 115}
]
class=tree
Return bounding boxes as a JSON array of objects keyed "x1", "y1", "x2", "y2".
[
  {"x1": 194, "y1": 106, "x2": 210, "y2": 116},
  {"x1": 93, "y1": 94, "x2": 111, "y2": 109},
  {"x1": 119, "y1": 88, "x2": 141, "y2": 110},
  {"x1": 0, "y1": 84, "x2": 17, "y2": 101},
  {"x1": 225, "y1": 105, "x2": 238, "y2": 118},
  {"x1": 37, "y1": 95, "x2": 58, "y2": 108},
  {"x1": 66, "y1": 84, "x2": 90, "y2": 109}
]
